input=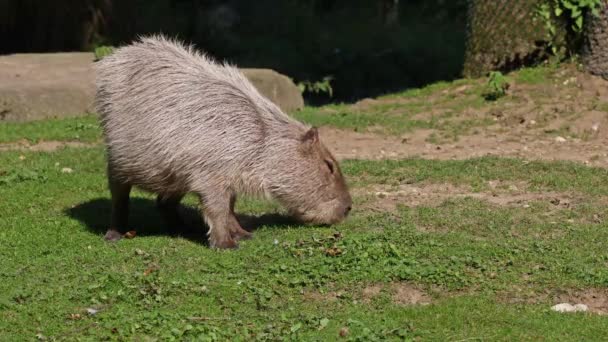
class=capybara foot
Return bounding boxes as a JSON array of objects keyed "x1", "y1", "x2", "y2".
[
  {"x1": 231, "y1": 229, "x2": 252, "y2": 241},
  {"x1": 211, "y1": 237, "x2": 238, "y2": 249},
  {"x1": 104, "y1": 229, "x2": 123, "y2": 242}
]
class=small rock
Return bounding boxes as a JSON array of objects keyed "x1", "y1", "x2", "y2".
[
  {"x1": 573, "y1": 304, "x2": 589, "y2": 312},
  {"x1": 551, "y1": 303, "x2": 588, "y2": 313},
  {"x1": 523, "y1": 204, "x2": 530, "y2": 208},
  {"x1": 375, "y1": 191, "x2": 389, "y2": 198},
  {"x1": 554, "y1": 136, "x2": 567, "y2": 143},
  {"x1": 529, "y1": 120, "x2": 536, "y2": 125},
  {"x1": 592, "y1": 123, "x2": 600, "y2": 132},
  {"x1": 552, "y1": 303, "x2": 575, "y2": 312},
  {"x1": 86, "y1": 308, "x2": 98, "y2": 315},
  {"x1": 61, "y1": 167, "x2": 73, "y2": 174}
]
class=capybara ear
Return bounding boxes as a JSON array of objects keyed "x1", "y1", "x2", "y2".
[{"x1": 301, "y1": 127, "x2": 319, "y2": 145}]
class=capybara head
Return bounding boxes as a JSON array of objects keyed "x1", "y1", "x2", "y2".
[{"x1": 268, "y1": 127, "x2": 352, "y2": 225}]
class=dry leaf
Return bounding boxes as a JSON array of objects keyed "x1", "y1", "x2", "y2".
[
  {"x1": 123, "y1": 231, "x2": 137, "y2": 239},
  {"x1": 325, "y1": 246, "x2": 342, "y2": 257}
]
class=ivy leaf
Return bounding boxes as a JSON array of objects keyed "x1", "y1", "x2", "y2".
[
  {"x1": 555, "y1": 7, "x2": 563, "y2": 16},
  {"x1": 575, "y1": 15, "x2": 583, "y2": 30}
]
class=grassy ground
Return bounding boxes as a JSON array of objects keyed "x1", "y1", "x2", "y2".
[{"x1": 2, "y1": 64, "x2": 608, "y2": 340}]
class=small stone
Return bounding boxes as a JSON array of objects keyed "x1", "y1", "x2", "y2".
[
  {"x1": 592, "y1": 123, "x2": 600, "y2": 132},
  {"x1": 523, "y1": 204, "x2": 530, "y2": 208},
  {"x1": 86, "y1": 308, "x2": 98, "y2": 315},
  {"x1": 529, "y1": 120, "x2": 536, "y2": 125},
  {"x1": 375, "y1": 191, "x2": 389, "y2": 198},
  {"x1": 552, "y1": 303, "x2": 575, "y2": 312},
  {"x1": 61, "y1": 167, "x2": 73, "y2": 174},
  {"x1": 573, "y1": 304, "x2": 589, "y2": 312},
  {"x1": 554, "y1": 136, "x2": 567, "y2": 143}
]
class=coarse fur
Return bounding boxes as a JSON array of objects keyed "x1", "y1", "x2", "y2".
[{"x1": 95, "y1": 35, "x2": 352, "y2": 248}]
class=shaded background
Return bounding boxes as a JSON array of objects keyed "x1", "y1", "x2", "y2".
[{"x1": 0, "y1": 0, "x2": 468, "y2": 102}]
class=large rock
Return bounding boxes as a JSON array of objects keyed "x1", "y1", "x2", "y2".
[
  {"x1": 241, "y1": 69, "x2": 304, "y2": 114},
  {"x1": 0, "y1": 52, "x2": 304, "y2": 122}
]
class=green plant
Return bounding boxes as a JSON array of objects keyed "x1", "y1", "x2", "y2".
[
  {"x1": 94, "y1": 45, "x2": 115, "y2": 61},
  {"x1": 298, "y1": 76, "x2": 334, "y2": 97},
  {"x1": 536, "y1": 0, "x2": 603, "y2": 55},
  {"x1": 483, "y1": 71, "x2": 509, "y2": 101}
]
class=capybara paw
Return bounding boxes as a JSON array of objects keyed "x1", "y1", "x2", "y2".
[
  {"x1": 232, "y1": 230, "x2": 253, "y2": 241},
  {"x1": 211, "y1": 237, "x2": 238, "y2": 249},
  {"x1": 104, "y1": 229, "x2": 123, "y2": 242}
]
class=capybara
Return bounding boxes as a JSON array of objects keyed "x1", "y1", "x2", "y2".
[{"x1": 95, "y1": 35, "x2": 352, "y2": 249}]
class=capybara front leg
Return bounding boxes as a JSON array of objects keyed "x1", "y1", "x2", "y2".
[{"x1": 105, "y1": 178, "x2": 132, "y2": 241}]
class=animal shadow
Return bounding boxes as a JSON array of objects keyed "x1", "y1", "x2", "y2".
[{"x1": 65, "y1": 198, "x2": 297, "y2": 245}]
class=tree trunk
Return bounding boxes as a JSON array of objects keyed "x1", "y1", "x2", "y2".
[
  {"x1": 379, "y1": 0, "x2": 399, "y2": 27},
  {"x1": 0, "y1": 0, "x2": 110, "y2": 54},
  {"x1": 582, "y1": 1, "x2": 608, "y2": 79},
  {"x1": 462, "y1": 0, "x2": 550, "y2": 78}
]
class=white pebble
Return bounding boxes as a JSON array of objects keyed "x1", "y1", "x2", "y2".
[
  {"x1": 573, "y1": 304, "x2": 589, "y2": 312},
  {"x1": 554, "y1": 136, "x2": 567, "y2": 143},
  {"x1": 551, "y1": 303, "x2": 575, "y2": 312},
  {"x1": 61, "y1": 167, "x2": 73, "y2": 174},
  {"x1": 551, "y1": 303, "x2": 588, "y2": 313}
]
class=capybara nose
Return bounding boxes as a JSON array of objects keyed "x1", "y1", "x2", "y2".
[{"x1": 344, "y1": 205, "x2": 352, "y2": 216}]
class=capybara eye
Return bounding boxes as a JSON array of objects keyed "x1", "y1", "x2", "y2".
[{"x1": 324, "y1": 159, "x2": 335, "y2": 174}]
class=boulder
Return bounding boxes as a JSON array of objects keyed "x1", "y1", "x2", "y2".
[
  {"x1": 0, "y1": 52, "x2": 303, "y2": 122},
  {"x1": 241, "y1": 68, "x2": 304, "y2": 113}
]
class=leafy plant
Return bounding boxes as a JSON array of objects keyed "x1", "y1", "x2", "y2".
[
  {"x1": 483, "y1": 71, "x2": 509, "y2": 101},
  {"x1": 298, "y1": 76, "x2": 334, "y2": 97},
  {"x1": 94, "y1": 45, "x2": 115, "y2": 61},
  {"x1": 536, "y1": 0, "x2": 604, "y2": 55}
]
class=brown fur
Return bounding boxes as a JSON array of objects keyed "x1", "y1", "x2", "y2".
[{"x1": 95, "y1": 35, "x2": 352, "y2": 248}]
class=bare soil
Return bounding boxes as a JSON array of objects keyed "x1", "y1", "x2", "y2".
[
  {"x1": 355, "y1": 182, "x2": 585, "y2": 213},
  {"x1": 321, "y1": 67, "x2": 608, "y2": 168},
  {"x1": 0, "y1": 140, "x2": 96, "y2": 152}
]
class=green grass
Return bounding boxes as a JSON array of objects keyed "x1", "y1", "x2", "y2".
[
  {"x1": 0, "y1": 115, "x2": 101, "y2": 143},
  {"x1": 2, "y1": 144, "x2": 608, "y2": 340}
]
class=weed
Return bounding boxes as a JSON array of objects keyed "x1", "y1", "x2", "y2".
[{"x1": 483, "y1": 71, "x2": 510, "y2": 101}]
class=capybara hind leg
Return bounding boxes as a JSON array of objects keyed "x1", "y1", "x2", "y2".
[{"x1": 106, "y1": 178, "x2": 132, "y2": 241}]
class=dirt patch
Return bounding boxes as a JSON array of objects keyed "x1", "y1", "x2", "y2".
[
  {"x1": 355, "y1": 182, "x2": 581, "y2": 212},
  {"x1": 320, "y1": 126, "x2": 608, "y2": 168},
  {"x1": 302, "y1": 289, "x2": 344, "y2": 302},
  {"x1": 359, "y1": 283, "x2": 431, "y2": 306},
  {"x1": 391, "y1": 283, "x2": 431, "y2": 306},
  {"x1": 555, "y1": 288, "x2": 608, "y2": 315},
  {"x1": 318, "y1": 66, "x2": 608, "y2": 168},
  {"x1": 361, "y1": 284, "x2": 384, "y2": 303},
  {"x1": 503, "y1": 287, "x2": 608, "y2": 315},
  {"x1": 0, "y1": 140, "x2": 97, "y2": 152}
]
